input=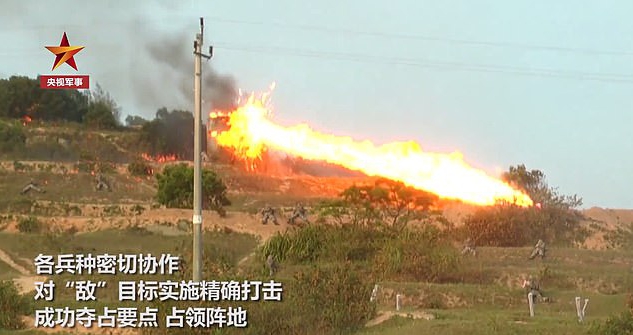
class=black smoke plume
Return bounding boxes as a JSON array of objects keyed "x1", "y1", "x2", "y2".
[
  {"x1": 143, "y1": 30, "x2": 238, "y2": 114},
  {"x1": 0, "y1": 0, "x2": 238, "y2": 119}
]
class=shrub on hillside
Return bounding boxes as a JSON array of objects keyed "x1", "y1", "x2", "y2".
[
  {"x1": 463, "y1": 164, "x2": 587, "y2": 247},
  {"x1": 316, "y1": 178, "x2": 438, "y2": 229},
  {"x1": 12, "y1": 160, "x2": 28, "y2": 171},
  {"x1": 0, "y1": 281, "x2": 32, "y2": 330},
  {"x1": 589, "y1": 311, "x2": 633, "y2": 335},
  {"x1": 289, "y1": 263, "x2": 376, "y2": 334},
  {"x1": 17, "y1": 216, "x2": 42, "y2": 233},
  {"x1": 0, "y1": 121, "x2": 26, "y2": 154},
  {"x1": 605, "y1": 222, "x2": 633, "y2": 249},
  {"x1": 74, "y1": 161, "x2": 95, "y2": 173},
  {"x1": 155, "y1": 163, "x2": 230, "y2": 216},
  {"x1": 127, "y1": 159, "x2": 153, "y2": 177},
  {"x1": 23, "y1": 141, "x2": 76, "y2": 161},
  {"x1": 0, "y1": 199, "x2": 34, "y2": 214},
  {"x1": 96, "y1": 161, "x2": 116, "y2": 174},
  {"x1": 373, "y1": 226, "x2": 461, "y2": 282},
  {"x1": 261, "y1": 224, "x2": 461, "y2": 283},
  {"x1": 82, "y1": 84, "x2": 121, "y2": 130},
  {"x1": 142, "y1": 263, "x2": 375, "y2": 335}
]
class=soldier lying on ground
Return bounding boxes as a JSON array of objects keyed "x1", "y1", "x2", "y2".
[
  {"x1": 95, "y1": 173, "x2": 112, "y2": 192},
  {"x1": 21, "y1": 179, "x2": 45, "y2": 195}
]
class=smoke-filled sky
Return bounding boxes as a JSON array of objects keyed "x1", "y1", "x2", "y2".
[{"x1": 1, "y1": 0, "x2": 631, "y2": 209}]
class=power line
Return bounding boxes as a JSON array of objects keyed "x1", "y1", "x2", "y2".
[
  {"x1": 205, "y1": 16, "x2": 633, "y2": 57},
  {"x1": 213, "y1": 43, "x2": 633, "y2": 84},
  {"x1": 3, "y1": 43, "x2": 633, "y2": 84},
  {"x1": 3, "y1": 16, "x2": 633, "y2": 57}
]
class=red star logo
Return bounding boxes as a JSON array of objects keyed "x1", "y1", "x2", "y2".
[{"x1": 45, "y1": 32, "x2": 84, "y2": 71}]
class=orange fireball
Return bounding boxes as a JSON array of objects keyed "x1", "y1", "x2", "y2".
[{"x1": 213, "y1": 86, "x2": 533, "y2": 207}]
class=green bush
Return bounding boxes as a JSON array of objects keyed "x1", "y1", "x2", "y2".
[
  {"x1": 291, "y1": 263, "x2": 376, "y2": 333},
  {"x1": 0, "y1": 122, "x2": 26, "y2": 154},
  {"x1": 589, "y1": 311, "x2": 633, "y2": 335},
  {"x1": 605, "y1": 222, "x2": 633, "y2": 249},
  {"x1": 463, "y1": 203, "x2": 588, "y2": 247},
  {"x1": 82, "y1": 100, "x2": 119, "y2": 130},
  {"x1": 0, "y1": 281, "x2": 32, "y2": 330},
  {"x1": 261, "y1": 224, "x2": 461, "y2": 283},
  {"x1": 17, "y1": 216, "x2": 42, "y2": 233},
  {"x1": 0, "y1": 199, "x2": 34, "y2": 214},
  {"x1": 23, "y1": 141, "x2": 77, "y2": 161},
  {"x1": 143, "y1": 264, "x2": 375, "y2": 335},
  {"x1": 74, "y1": 161, "x2": 96, "y2": 173},
  {"x1": 96, "y1": 161, "x2": 116, "y2": 174},
  {"x1": 155, "y1": 163, "x2": 230, "y2": 215},
  {"x1": 130, "y1": 204, "x2": 146, "y2": 215},
  {"x1": 12, "y1": 160, "x2": 27, "y2": 171},
  {"x1": 373, "y1": 226, "x2": 461, "y2": 282},
  {"x1": 463, "y1": 164, "x2": 587, "y2": 247}
]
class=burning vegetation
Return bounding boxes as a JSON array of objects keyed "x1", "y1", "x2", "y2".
[
  {"x1": 21, "y1": 115, "x2": 32, "y2": 126},
  {"x1": 208, "y1": 85, "x2": 533, "y2": 207},
  {"x1": 141, "y1": 153, "x2": 177, "y2": 163}
]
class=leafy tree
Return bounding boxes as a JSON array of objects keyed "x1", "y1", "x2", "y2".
[
  {"x1": 125, "y1": 115, "x2": 148, "y2": 127},
  {"x1": 37, "y1": 88, "x2": 89, "y2": 122},
  {"x1": 138, "y1": 107, "x2": 206, "y2": 160},
  {"x1": 0, "y1": 76, "x2": 90, "y2": 122},
  {"x1": 0, "y1": 121, "x2": 26, "y2": 154},
  {"x1": 83, "y1": 101, "x2": 118, "y2": 129},
  {"x1": 155, "y1": 163, "x2": 230, "y2": 216},
  {"x1": 502, "y1": 164, "x2": 582, "y2": 209},
  {"x1": 83, "y1": 83, "x2": 121, "y2": 129},
  {"x1": 317, "y1": 178, "x2": 438, "y2": 231},
  {"x1": 464, "y1": 164, "x2": 587, "y2": 247},
  {"x1": 0, "y1": 76, "x2": 39, "y2": 119}
]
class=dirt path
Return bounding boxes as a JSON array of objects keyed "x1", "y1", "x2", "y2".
[
  {"x1": 0, "y1": 248, "x2": 48, "y2": 295},
  {"x1": 365, "y1": 310, "x2": 435, "y2": 327},
  {"x1": 0, "y1": 248, "x2": 30, "y2": 275}
]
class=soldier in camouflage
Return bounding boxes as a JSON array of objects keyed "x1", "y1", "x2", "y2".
[
  {"x1": 288, "y1": 202, "x2": 309, "y2": 225},
  {"x1": 95, "y1": 173, "x2": 112, "y2": 192},
  {"x1": 266, "y1": 254, "x2": 278, "y2": 276},
  {"x1": 522, "y1": 275, "x2": 546, "y2": 304},
  {"x1": 461, "y1": 237, "x2": 477, "y2": 256},
  {"x1": 261, "y1": 205, "x2": 278, "y2": 225},
  {"x1": 211, "y1": 195, "x2": 226, "y2": 217},
  {"x1": 529, "y1": 239, "x2": 546, "y2": 260},
  {"x1": 21, "y1": 178, "x2": 45, "y2": 195}
]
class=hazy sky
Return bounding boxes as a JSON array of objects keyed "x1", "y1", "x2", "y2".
[{"x1": 1, "y1": 0, "x2": 631, "y2": 209}]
